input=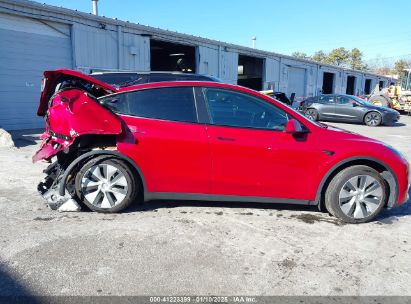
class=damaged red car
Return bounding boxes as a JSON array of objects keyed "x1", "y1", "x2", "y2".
[{"x1": 33, "y1": 69, "x2": 409, "y2": 223}]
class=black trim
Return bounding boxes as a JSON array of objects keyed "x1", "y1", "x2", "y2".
[
  {"x1": 193, "y1": 87, "x2": 210, "y2": 124},
  {"x1": 314, "y1": 156, "x2": 399, "y2": 208},
  {"x1": 58, "y1": 150, "x2": 146, "y2": 196},
  {"x1": 144, "y1": 192, "x2": 311, "y2": 205}
]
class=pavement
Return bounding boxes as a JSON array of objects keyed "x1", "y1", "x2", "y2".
[{"x1": 0, "y1": 116, "x2": 410, "y2": 297}]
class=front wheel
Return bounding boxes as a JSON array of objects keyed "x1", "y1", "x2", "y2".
[
  {"x1": 364, "y1": 112, "x2": 382, "y2": 126},
  {"x1": 75, "y1": 156, "x2": 139, "y2": 213},
  {"x1": 325, "y1": 165, "x2": 387, "y2": 224}
]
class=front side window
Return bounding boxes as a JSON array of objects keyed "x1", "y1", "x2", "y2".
[
  {"x1": 203, "y1": 88, "x2": 288, "y2": 130},
  {"x1": 318, "y1": 96, "x2": 334, "y2": 104},
  {"x1": 336, "y1": 96, "x2": 352, "y2": 105},
  {"x1": 102, "y1": 87, "x2": 197, "y2": 123}
]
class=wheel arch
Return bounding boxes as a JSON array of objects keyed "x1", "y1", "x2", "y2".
[
  {"x1": 316, "y1": 157, "x2": 399, "y2": 211},
  {"x1": 58, "y1": 150, "x2": 146, "y2": 197}
]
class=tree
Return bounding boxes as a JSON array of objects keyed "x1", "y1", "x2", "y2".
[
  {"x1": 350, "y1": 48, "x2": 367, "y2": 70},
  {"x1": 312, "y1": 50, "x2": 327, "y2": 63},
  {"x1": 324, "y1": 47, "x2": 350, "y2": 67},
  {"x1": 291, "y1": 52, "x2": 310, "y2": 60},
  {"x1": 393, "y1": 59, "x2": 410, "y2": 77}
]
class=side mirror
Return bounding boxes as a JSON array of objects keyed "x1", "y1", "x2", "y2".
[
  {"x1": 285, "y1": 119, "x2": 304, "y2": 134},
  {"x1": 352, "y1": 102, "x2": 358, "y2": 107}
]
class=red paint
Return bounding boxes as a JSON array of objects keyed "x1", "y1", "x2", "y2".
[{"x1": 34, "y1": 69, "x2": 409, "y2": 207}]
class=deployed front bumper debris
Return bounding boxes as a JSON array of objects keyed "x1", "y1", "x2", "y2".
[{"x1": 37, "y1": 162, "x2": 81, "y2": 212}]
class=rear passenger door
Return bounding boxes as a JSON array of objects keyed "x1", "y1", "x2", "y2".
[{"x1": 104, "y1": 86, "x2": 211, "y2": 195}]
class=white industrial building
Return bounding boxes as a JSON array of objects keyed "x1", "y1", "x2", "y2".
[{"x1": 0, "y1": 0, "x2": 394, "y2": 130}]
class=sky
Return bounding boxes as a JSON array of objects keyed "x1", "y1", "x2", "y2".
[{"x1": 40, "y1": 0, "x2": 411, "y2": 66}]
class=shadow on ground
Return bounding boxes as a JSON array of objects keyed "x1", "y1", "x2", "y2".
[
  {"x1": 126, "y1": 198, "x2": 321, "y2": 214},
  {"x1": 376, "y1": 188, "x2": 411, "y2": 224},
  {"x1": 0, "y1": 265, "x2": 39, "y2": 303},
  {"x1": 9, "y1": 129, "x2": 42, "y2": 148}
]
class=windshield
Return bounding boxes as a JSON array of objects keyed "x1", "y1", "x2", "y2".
[{"x1": 349, "y1": 95, "x2": 374, "y2": 106}]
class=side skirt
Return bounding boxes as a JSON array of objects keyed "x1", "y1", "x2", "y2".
[{"x1": 144, "y1": 192, "x2": 312, "y2": 205}]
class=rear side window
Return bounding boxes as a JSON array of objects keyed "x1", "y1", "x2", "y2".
[{"x1": 103, "y1": 87, "x2": 197, "y2": 123}]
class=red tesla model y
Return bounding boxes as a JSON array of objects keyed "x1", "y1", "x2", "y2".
[{"x1": 33, "y1": 70, "x2": 409, "y2": 223}]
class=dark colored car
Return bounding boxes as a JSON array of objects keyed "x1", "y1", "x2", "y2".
[
  {"x1": 260, "y1": 90, "x2": 293, "y2": 105},
  {"x1": 90, "y1": 71, "x2": 220, "y2": 88},
  {"x1": 33, "y1": 70, "x2": 409, "y2": 223},
  {"x1": 302, "y1": 94, "x2": 400, "y2": 126}
]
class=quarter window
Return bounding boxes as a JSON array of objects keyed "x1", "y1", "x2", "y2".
[
  {"x1": 103, "y1": 87, "x2": 197, "y2": 123},
  {"x1": 203, "y1": 88, "x2": 289, "y2": 130}
]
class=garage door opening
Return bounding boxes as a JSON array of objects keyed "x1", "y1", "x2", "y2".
[
  {"x1": 150, "y1": 39, "x2": 196, "y2": 73},
  {"x1": 364, "y1": 79, "x2": 372, "y2": 95},
  {"x1": 237, "y1": 55, "x2": 263, "y2": 91},
  {"x1": 322, "y1": 72, "x2": 335, "y2": 94},
  {"x1": 346, "y1": 76, "x2": 356, "y2": 95}
]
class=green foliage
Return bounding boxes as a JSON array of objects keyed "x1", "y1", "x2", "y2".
[
  {"x1": 291, "y1": 52, "x2": 310, "y2": 60},
  {"x1": 350, "y1": 48, "x2": 368, "y2": 71},
  {"x1": 324, "y1": 47, "x2": 350, "y2": 67},
  {"x1": 393, "y1": 59, "x2": 410, "y2": 76},
  {"x1": 291, "y1": 47, "x2": 367, "y2": 70},
  {"x1": 312, "y1": 50, "x2": 327, "y2": 63}
]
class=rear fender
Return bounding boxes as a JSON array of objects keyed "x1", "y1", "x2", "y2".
[{"x1": 32, "y1": 89, "x2": 122, "y2": 163}]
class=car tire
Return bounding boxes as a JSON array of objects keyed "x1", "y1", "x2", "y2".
[
  {"x1": 364, "y1": 111, "x2": 382, "y2": 126},
  {"x1": 325, "y1": 165, "x2": 387, "y2": 224},
  {"x1": 305, "y1": 108, "x2": 319, "y2": 121},
  {"x1": 75, "y1": 156, "x2": 139, "y2": 213}
]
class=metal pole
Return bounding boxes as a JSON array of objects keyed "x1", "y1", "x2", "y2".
[{"x1": 92, "y1": 0, "x2": 98, "y2": 15}]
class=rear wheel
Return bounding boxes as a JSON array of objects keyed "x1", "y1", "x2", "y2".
[
  {"x1": 364, "y1": 111, "x2": 382, "y2": 126},
  {"x1": 305, "y1": 108, "x2": 319, "y2": 121},
  {"x1": 75, "y1": 157, "x2": 139, "y2": 213},
  {"x1": 325, "y1": 165, "x2": 387, "y2": 224}
]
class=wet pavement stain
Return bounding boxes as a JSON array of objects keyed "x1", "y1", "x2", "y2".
[
  {"x1": 290, "y1": 214, "x2": 345, "y2": 226},
  {"x1": 33, "y1": 217, "x2": 54, "y2": 221}
]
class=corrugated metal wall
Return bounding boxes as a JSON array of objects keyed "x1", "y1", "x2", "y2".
[
  {"x1": 220, "y1": 50, "x2": 238, "y2": 84},
  {"x1": 0, "y1": 0, "x2": 396, "y2": 129},
  {"x1": 197, "y1": 45, "x2": 219, "y2": 77},
  {"x1": 0, "y1": 12, "x2": 72, "y2": 130}
]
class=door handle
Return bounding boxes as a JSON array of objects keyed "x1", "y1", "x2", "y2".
[{"x1": 216, "y1": 136, "x2": 235, "y2": 141}]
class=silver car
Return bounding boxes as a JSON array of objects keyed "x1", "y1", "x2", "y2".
[{"x1": 302, "y1": 94, "x2": 400, "y2": 126}]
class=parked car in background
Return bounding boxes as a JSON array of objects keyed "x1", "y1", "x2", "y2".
[
  {"x1": 301, "y1": 94, "x2": 400, "y2": 126},
  {"x1": 260, "y1": 90, "x2": 293, "y2": 106},
  {"x1": 90, "y1": 71, "x2": 220, "y2": 88}
]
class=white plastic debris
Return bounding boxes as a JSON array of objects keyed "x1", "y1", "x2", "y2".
[
  {"x1": 0, "y1": 128, "x2": 15, "y2": 148},
  {"x1": 57, "y1": 198, "x2": 81, "y2": 212}
]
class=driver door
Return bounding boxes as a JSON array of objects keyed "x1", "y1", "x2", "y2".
[{"x1": 202, "y1": 87, "x2": 323, "y2": 200}]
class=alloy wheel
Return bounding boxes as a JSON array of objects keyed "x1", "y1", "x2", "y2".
[
  {"x1": 365, "y1": 112, "x2": 381, "y2": 126},
  {"x1": 81, "y1": 163, "x2": 128, "y2": 209},
  {"x1": 305, "y1": 109, "x2": 317, "y2": 121},
  {"x1": 338, "y1": 175, "x2": 383, "y2": 219}
]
